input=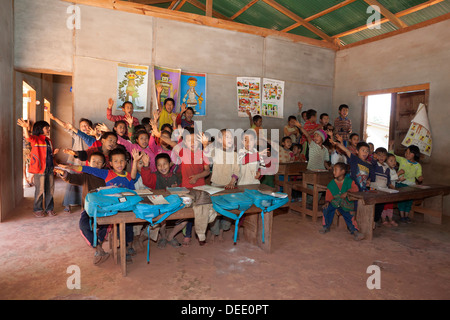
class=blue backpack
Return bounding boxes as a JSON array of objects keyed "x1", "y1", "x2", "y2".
[
  {"x1": 134, "y1": 194, "x2": 185, "y2": 263},
  {"x1": 211, "y1": 193, "x2": 254, "y2": 244},
  {"x1": 84, "y1": 187, "x2": 143, "y2": 247},
  {"x1": 243, "y1": 189, "x2": 289, "y2": 243}
]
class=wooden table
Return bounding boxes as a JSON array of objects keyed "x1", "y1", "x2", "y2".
[
  {"x1": 288, "y1": 170, "x2": 334, "y2": 222},
  {"x1": 349, "y1": 184, "x2": 450, "y2": 241},
  {"x1": 274, "y1": 162, "x2": 307, "y2": 200},
  {"x1": 97, "y1": 184, "x2": 284, "y2": 276}
]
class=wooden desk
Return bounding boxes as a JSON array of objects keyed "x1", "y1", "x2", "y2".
[
  {"x1": 274, "y1": 162, "x2": 307, "y2": 200},
  {"x1": 349, "y1": 184, "x2": 450, "y2": 241},
  {"x1": 289, "y1": 170, "x2": 333, "y2": 222},
  {"x1": 97, "y1": 184, "x2": 283, "y2": 276}
]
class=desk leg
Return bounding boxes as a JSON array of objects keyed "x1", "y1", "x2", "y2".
[
  {"x1": 412, "y1": 195, "x2": 443, "y2": 224},
  {"x1": 119, "y1": 222, "x2": 127, "y2": 277},
  {"x1": 356, "y1": 200, "x2": 374, "y2": 241},
  {"x1": 113, "y1": 224, "x2": 118, "y2": 264},
  {"x1": 242, "y1": 211, "x2": 272, "y2": 253}
]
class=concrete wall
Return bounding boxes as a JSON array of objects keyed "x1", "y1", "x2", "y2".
[
  {"x1": 0, "y1": 0, "x2": 15, "y2": 221},
  {"x1": 334, "y1": 19, "x2": 450, "y2": 214},
  {"x1": 14, "y1": 0, "x2": 335, "y2": 134}
]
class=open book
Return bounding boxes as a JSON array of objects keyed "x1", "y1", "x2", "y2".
[{"x1": 193, "y1": 185, "x2": 225, "y2": 195}]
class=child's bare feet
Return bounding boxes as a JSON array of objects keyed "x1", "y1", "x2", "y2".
[
  {"x1": 390, "y1": 220, "x2": 398, "y2": 227},
  {"x1": 182, "y1": 237, "x2": 191, "y2": 247}
]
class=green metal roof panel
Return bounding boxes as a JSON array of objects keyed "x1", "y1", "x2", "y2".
[
  {"x1": 233, "y1": 0, "x2": 296, "y2": 31},
  {"x1": 376, "y1": 0, "x2": 430, "y2": 14},
  {"x1": 287, "y1": 25, "x2": 323, "y2": 40},
  {"x1": 196, "y1": 0, "x2": 251, "y2": 18},
  {"x1": 274, "y1": 0, "x2": 350, "y2": 19},
  {"x1": 179, "y1": 2, "x2": 206, "y2": 15},
  {"x1": 339, "y1": 21, "x2": 398, "y2": 44},
  {"x1": 399, "y1": 0, "x2": 450, "y2": 25},
  {"x1": 309, "y1": 0, "x2": 387, "y2": 37}
]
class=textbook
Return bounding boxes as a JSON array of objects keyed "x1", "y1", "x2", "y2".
[
  {"x1": 147, "y1": 195, "x2": 169, "y2": 205},
  {"x1": 193, "y1": 185, "x2": 224, "y2": 195},
  {"x1": 166, "y1": 187, "x2": 190, "y2": 195}
]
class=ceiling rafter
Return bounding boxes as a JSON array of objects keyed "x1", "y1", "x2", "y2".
[
  {"x1": 363, "y1": 0, "x2": 409, "y2": 29},
  {"x1": 260, "y1": 0, "x2": 334, "y2": 43},
  {"x1": 184, "y1": 0, "x2": 230, "y2": 20},
  {"x1": 231, "y1": 0, "x2": 259, "y2": 20},
  {"x1": 333, "y1": 0, "x2": 443, "y2": 40}
]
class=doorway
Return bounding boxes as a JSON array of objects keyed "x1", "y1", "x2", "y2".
[{"x1": 22, "y1": 81, "x2": 36, "y2": 188}]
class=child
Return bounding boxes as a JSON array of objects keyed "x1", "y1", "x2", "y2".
[
  {"x1": 296, "y1": 101, "x2": 307, "y2": 126},
  {"x1": 237, "y1": 129, "x2": 266, "y2": 185},
  {"x1": 156, "y1": 84, "x2": 178, "y2": 131},
  {"x1": 367, "y1": 142, "x2": 375, "y2": 162},
  {"x1": 17, "y1": 119, "x2": 57, "y2": 217},
  {"x1": 279, "y1": 136, "x2": 294, "y2": 163},
  {"x1": 139, "y1": 152, "x2": 187, "y2": 248},
  {"x1": 296, "y1": 120, "x2": 330, "y2": 171},
  {"x1": 292, "y1": 143, "x2": 306, "y2": 162},
  {"x1": 176, "y1": 103, "x2": 195, "y2": 129},
  {"x1": 334, "y1": 104, "x2": 352, "y2": 147},
  {"x1": 55, "y1": 152, "x2": 110, "y2": 264},
  {"x1": 320, "y1": 162, "x2": 365, "y2": 241},
  {"x1": 370, "y1": 147, "x2": 394, "y2": 225},
  {"x1": 117, "y1": 129, "x2": 158, "y2": 173},
  {"x1": 246, "y1": 109, "x2": 265, "y2": 143},
  {"x1": 332, "y1": 134, "x2": 374, "y2": 192},
  {"x1": 283, "y1": 116, "x2": 300, "y2": 144},
  {"x1": 319, "y1": 113, "x2": 330, "y2": 129},
  {"x1": 347, "y1": 133, "x2": 359, "y2": 155},
  {"x1": 106, "y1": 98, "x2": 139, "y2": 137},
  {"x1": 113, "y1": 120, "x2": 130, "y2": 141},
  {"x1": 299, "y1": 109, "x2": 321, "y2": 159},
  {"x1": 382, "y1": 153, "x2": 401, "y2": 226},
  {"x1": 389, "y1": 142, "x2": 423, "y2": 223}
]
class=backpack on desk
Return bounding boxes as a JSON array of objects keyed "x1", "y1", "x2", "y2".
[
  {"x1": 211, "y1": 192, "x2": 254, "y2": 244},
  {"x1": 243, "y1": 189, "x2": 289, "y2": 243},
  {"x1": 84, "y1": 187, "x2": 143, "y2": 247}
]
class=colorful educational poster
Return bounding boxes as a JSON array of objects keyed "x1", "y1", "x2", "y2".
[
  {"x1": 117, "y1": 63, "x2": 149, "y2": 112},
  {"x1": 153, "y1": 65, "x2": 181, "y2": 108},
  {"x1": 401, "y1": 103, "x2": 432, "y2": 156},
  {"x1": 179, "y1": 71, "x2": 207, "y2": 116},
  {"x1": 261, "y1": 78, "x2": 284, "y2": 118},
  {"x1": 237, "y1": 77, "x2": 261, "y2": 117}
]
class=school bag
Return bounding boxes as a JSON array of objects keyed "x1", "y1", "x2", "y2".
[
  {"x1": 243, "y1": 189, "x2": 289, "y2": 243},
  {"x1": 211, "y1": 192, "x2": 254, "y2": 244},
  {"x1": 84, "y1": 187, "x2": 143, "y2": 247},
  {"x1": 134, "y1": 194, "x2": 185, "y2": 263}
]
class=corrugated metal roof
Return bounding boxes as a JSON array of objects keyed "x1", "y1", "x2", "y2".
[{"x1": 127, "y1": 0, "x2": 450, "y2": 47}]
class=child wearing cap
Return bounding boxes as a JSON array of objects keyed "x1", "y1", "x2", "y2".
[{"x1": 296, "y1": 120, "x2": 331, "y2": 171}]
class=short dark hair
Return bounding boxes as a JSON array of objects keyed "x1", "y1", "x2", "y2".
[
  {"x1": 164, "y1": 97, "x2": 175, "y2": 107},
  {"x1": 320, "y1": 113, "x2": 329, "y2": 120},
  {"x1": 155, "y1": 153, "x2": 171, "y2": 165},
  {"x1": 356, "y1": 141, "x2": 370, "y2": 151},
  {"x1": 375, "y1": 147, "x2": 387, "y2": 155},
  {"x1": 339, "y1": 104, "x2": 349, "y2": 111},
  {"x1": 292, "y1": 143, "x2": 302, "y2": 152},
  {"x1": 101, "y1": 131, "x2": 117, "y2": 141},
  {"x1": 134, "y1": 129, "x2": 149, "y2": 141},
  {"x1": 161, "y1": 123, "x2": 173, "y2": 133},
  {"x1": 108, "y1": 147, "x2": 127, "y2": 160},
  {"x1": 349, "y1": 133, "x2": 359, "y2": 140},
  {"x1": 79, "y1": 118, "x2": 93, "y2": 128},
  {"x1": 282, "y1": 136, "x2": 292, "y2": 143},
  {"x1": 334, "y1": 162, "x2": 347, "y2": 172},
  {"x1": 88, "y1": 151, "x2": 106, "y2": 164},
  {"x1": 122, "y1": 101, "x2": 133, "y2": 108},
  {"x1": 141, "y1": 117, "x2": 151, "y2": 125},
  {"x1": 32, "y1": 120, "x2": 50, "y2": 136},
  {"x1": 253, "y1": 115, "x2": 262, "y2": 123},
  {"x1": 288, "y1": 115, "x2": 297, "y2": 122},
  {"x1": 387, "y1": 153, "x2": 396, "y2": 161},
  {"x1": 407, "y1": 145, "x2": 421, "y2": 162},
  {"x1": 306, "y1": 109, "x2": 317, "y2": 120}
]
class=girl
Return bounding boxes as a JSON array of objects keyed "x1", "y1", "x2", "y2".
[
  {"x1": 176, "y1": 103, "x2": 195, "y2": 129},
  {"x1": 389, "y1": 142, "x2": 423, "y2": 223},
  {"x1": 156, "y1": 84, "x2": 178, "y2": 131},
  {"x1": 117, "y1": 129, "x2": 157, "y2": 172},
  {"x1": 381, "y1": 153, "x2": 400, "y2": 227},
  {"x1": 17, "y1": 119, "x2": 57, "y2": 217},
  {"x1": 113, "y1": 120, "x2": 130, "y2": 141},
  {"x1": 283, "y1": 115, "x2": 300, "y2": 144}
]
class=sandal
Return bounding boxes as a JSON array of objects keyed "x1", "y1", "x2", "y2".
[
  {"x1": 33, "y1": 211, "x2": 45, "y2": 218},
  {"x1": 168, "y1": 238, "x2": 182, "y2": 248},
  {"x1": 182, "y1": 237, "x2": 191, "y2": 247},
  {"x1": 47, "y1": 210, "x2": 57, "y2": 216},
  {"x1": 93, "y1": 251, "x2": 110, "y2": 265}
]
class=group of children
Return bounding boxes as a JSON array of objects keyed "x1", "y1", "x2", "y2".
[
  {"x1": 278, "y1": 102, "x2": 424, "y2": 240},
  {"x1": 19, "y1": 95, "x2": 424, "y2": 263}
]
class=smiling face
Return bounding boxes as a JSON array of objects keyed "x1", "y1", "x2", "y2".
[
  {"x1": 313, "y1": 132, "x2": 323, "y2": 145},
  {"x1": 376, "y1": 152, "x2": 387, "y2": 165},
  {"x1": 165, "y1": 100, "x2": 174, "y2": 113},
  {"x1": 109, "y1": 153, "x2": 127, "y2": 174},
  {"x1": 156, "y1": 157, "x2": 170, "y2": 175},
  {"x1": 405, "y1": 148, "x2": 415, "y2": 161},
  {"x1": 185, "y1": 109, "x2": 194, "y2": 122},
  {"x1": 122, "y1": 102, "x2": 134, "y2": 116},
  {"x1": 349, "y1": 135, "x2": 360, "y2": 147},
  {"x1": 79, "y1": 120, "x2": 91, "y2": 134},
  {"x1": 339, "y1": 107, "x2": 349, "y2": 118}
]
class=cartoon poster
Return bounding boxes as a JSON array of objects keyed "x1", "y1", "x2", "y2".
[
  {"x1": 117, "y1": 63, "x2": 149, "y2": 112},
  {"x1": 261, "y1": 78, "x2": 284, "y2": 118},
  {"x1": 153, "y1": 65, "x2": 181, "y2": 108},
  {"x1": 401, "y1": 103, "x2": 432, "y2": 156},
  {"x1": 179, "y1": 71, "x2": 207, "y2": 116},
  {"x1": 237, "y1": 77, "x2": 261, "y2": 117}
]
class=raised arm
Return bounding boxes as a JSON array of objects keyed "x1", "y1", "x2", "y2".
[
  {"x1": 155, "y1": 84, "x2": 163, "y2": 112},
  {"x1": 330, "y1": 134, "x2": 351, "y2": 158},
  {"x1": 245, "y1": 109, "x2": 253, "y2": 128},
  {"x1": 17, "y1": 118, "x2": 31, "y2": 140}
]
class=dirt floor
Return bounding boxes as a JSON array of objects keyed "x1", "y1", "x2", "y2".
[{"x1": 0, "y1": 179, "x2": 449, "y2": 300}]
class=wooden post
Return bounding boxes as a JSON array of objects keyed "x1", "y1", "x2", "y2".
[
  {"x1": 355, "y1": 200, "x2": 374, "y2": 241},
  {"x1": 205, "y1": 0, "x2": 212, "y2": 17},
  {"x1": 120, "y1": 223, "x2": 127, "y2": 276}
]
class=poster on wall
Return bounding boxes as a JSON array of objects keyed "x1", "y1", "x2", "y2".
[
  {"x1": 401, "y1": 103, "x2": 432, "y2": 156},
  {"x1": 261, "y1": 78, "x2": 284, "y2": 118},
  {"x1": 179, "y1": 71, "x2": 207, "y2": 116},
  {"x1": 117, "y1": 63, "x2": 149, "y2": 112},
  {"x1": 153, "y1": 65, "x2": 181, "y2": 108},
  {"x1": 237, "y1": 77, "x2": 261, "y2": 117}
]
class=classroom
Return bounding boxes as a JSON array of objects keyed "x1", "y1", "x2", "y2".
[{"x1": 1, "y1": 0, "x2": 450, "y2": 303}]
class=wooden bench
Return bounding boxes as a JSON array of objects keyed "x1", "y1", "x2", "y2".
[
  {"x1": 348, "y1": 184, "x2": 450, "y2": 240},
  {"x1": 288, "y1": 170, "x2": 334, "y2": 222},
  {"x1": 274, "y1": 162, "x2": 307, "y2": 200},
  {"x1": 98, "y1": 184, "x2": 285, "y2": 276}
]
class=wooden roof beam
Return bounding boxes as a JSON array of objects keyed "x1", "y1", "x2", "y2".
[
  {"x1": 185, "y1": 0, "x2": 230, "y2": 20},
  {"x1": 231, "y1": 0, "x2": 259, "y2": 20},
  {"x1": 363, "y1": 0, "x2": 408, "y2": 29},
  {"x1": 128, "y1": 0, "x2": 173, "y2": 4},
  {"x1": 261, "y1": 0, "x2": 334, "y2": 43}
]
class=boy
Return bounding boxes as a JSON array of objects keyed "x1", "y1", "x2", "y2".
[
  {"x1": 332, "y1": 134, "x2": 374, "y2": 192},
  {"x1": 237, "y1": 129, "x2": 266, "y2": 185},
  {"x1": 55, "y1": 152, "x2": 110, "y2": 265},
  {"x1": 296, "y1": 120, "x2": 330, "y2": 170},
  {"x1": 299, "y1": 109, "x2": 321, "y2": 157},
  {"x1": 334, "y1": 104, "x2": 352, "y2": 147},
  {"x1": 319, "y1": 162, "x2": 364, "y2": 241},
  {"x1": 370, "y1": 147, "x2": 394, "y2": 224},
  {"x1": 296, "y1": 101, "x2": 307, "y2": 126},
  {"x1": 156, "y1": 83, "x2": 178, "y2": 131},
  {"x1": 246, "y1": 109, "x2": 265, "y2": 142},
  {"x1": 319, "y1": 113, "x2": 330, "y2": 129},
  {"x1": 106, "y1": 98, "x2": 139, "y2": 138},
  {"x1": 139, "y1": 152, "x2": 187, "y2": 248},
  {"x1": 279, "y1": 136, "x2": 294, "y2": 163}
]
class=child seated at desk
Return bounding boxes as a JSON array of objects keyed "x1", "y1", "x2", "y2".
[{"x1": 320, "y1": 162, "x2": 365, "y2": 241}]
